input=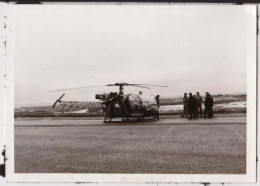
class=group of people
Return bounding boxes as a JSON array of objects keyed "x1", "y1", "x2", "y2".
[{"x1": 181, "y1": 92, "x2": 214, "y2": 119}]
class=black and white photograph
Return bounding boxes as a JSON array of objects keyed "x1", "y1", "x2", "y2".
[{"x1": 4, "y1": 4, "x2": 256, "y2": 183}]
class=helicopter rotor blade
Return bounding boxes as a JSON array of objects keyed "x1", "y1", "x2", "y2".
[
  {"x1": 50, "y1": 83, "x2": 167, "y2": 93},
  {"x1": 128, "y1": 83, "x2": 168, "y2": 87},
  {"x1": 50, "y1": 85, "x2": 105, "y2": 92},
  {"x1": 128, "y1": 85, "x2": 151, "y2": 89},
  {"x1": 105, "y1": 83, "x2": 121, "y2": 87}
]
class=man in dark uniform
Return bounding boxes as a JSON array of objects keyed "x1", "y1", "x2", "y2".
[
  {"x1": 106, "y1": 92, "x2": 117, "y2": 122},
  {"x1": 188, "y1": 93, "x2": 196, "y2": 119},
  {"x1": 155, "y1": 95, "x2": 160, "y2": 108},
  {"x1": 208, "y1": 94, "x2": 214, "y2": 118},
  {"x1": 155, "y1": 95, "x2": 160, "y2": 119},
  {"x1": 193, "y1": 94, "x2": 198, "y2": 118},
  {"x1": 181, "y1": 93, "x2": 189, "y2": 118},
  {"x1": 204, "y1": 92, "x2": 214, "y2": 118}
]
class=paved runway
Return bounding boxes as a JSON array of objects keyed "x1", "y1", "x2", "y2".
[{"x1": 15, "y1": 115, "x2": 246, "y2": 174}]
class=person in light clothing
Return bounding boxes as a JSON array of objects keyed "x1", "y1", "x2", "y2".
[{"x1": 196, "y1": 92, "x2": 203, "y2": 117}]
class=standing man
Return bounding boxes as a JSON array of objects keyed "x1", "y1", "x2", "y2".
[
  {"x1": 188, "y1": 93, "x2": 196, "y2": 119},
  {"x1": 193, "y1": 94, "x2": 198, "y2": 118},
  {"x1": 155, "y1": 95, "x2": 160, "y2": 108},
  {"x1": 204, "y1": 92, "x2": 214, "y2": 118},
  {"x1": 155, "y1": 95, "x2": 160, "y2": 119},
  {"x1": 181, "y1": 93, "x2": 189, "y2": 118},
  {"x1": 208, "y1": 94, "x2": 214, "y2": 118},
  {"x1": 196, "y1": 92, "x2": 203, "y2": 117}
]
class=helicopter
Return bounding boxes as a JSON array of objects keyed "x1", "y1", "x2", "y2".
[{"x1": 51, "y1": 83, "x2": 168, "y2": 122}]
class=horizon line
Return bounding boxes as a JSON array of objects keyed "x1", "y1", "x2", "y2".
[{"x1": 15, "y1": 92, "x2": 246, "y2": 108}]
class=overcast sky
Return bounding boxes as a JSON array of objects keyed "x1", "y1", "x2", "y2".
[{"x1": 9, "y1": 5, "x2": 253, "y2": 106}]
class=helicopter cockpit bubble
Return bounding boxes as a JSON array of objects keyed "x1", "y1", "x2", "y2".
[{"x1": 128, "y1": 94, "x2": 142, "y2": 111}]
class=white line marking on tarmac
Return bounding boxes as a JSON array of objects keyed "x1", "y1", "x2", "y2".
[
  {"x1": 161, "y1": 126, "x2": 174, "y2": 139},
  {"x1": 45, "y1": 154, "x2": 69, "y2": 160},
  {"x1": 99, "y1": 129, "x2": 121, "y2": 137},
  {"x1": 227, "y1": 125, "x2": 245, "y2": 140},
  {"x1": 56, "y1": 165, "x2": 89, "y2": 170},
  {"x1": 16, "y1": 149, "x2": 35, "y2": 155}
]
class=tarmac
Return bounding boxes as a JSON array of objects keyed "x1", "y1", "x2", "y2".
[{"x1": 14, "y1": 114, "x2": 246, "y2": 174}]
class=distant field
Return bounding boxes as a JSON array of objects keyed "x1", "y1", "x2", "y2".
[{"x1": 15, "y1": 94, "x2": 246, "y2": 117}]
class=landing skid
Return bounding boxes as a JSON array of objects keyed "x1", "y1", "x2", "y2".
[
  {"x1": 103, "y1": 115, "x2": 159, "y2": 123},
  {"x1": 103, "y1": 115, "x2": 112, "y2": 123}
]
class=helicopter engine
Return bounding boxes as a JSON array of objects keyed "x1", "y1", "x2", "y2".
[
  {"x1": 95, "y1": 92, "x2": 119, "y2": 101},
  {"x1": 95, "y1": 93, "x2": 109, "y2": 101}
]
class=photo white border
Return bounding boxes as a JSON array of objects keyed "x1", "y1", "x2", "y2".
[{"x1": 5, "y1": 4, "x2": 257, "y2": 183}]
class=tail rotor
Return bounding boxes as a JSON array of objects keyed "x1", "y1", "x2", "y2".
[{"x1": 52, "y1": 94, "x2": 65, "y2": 108}]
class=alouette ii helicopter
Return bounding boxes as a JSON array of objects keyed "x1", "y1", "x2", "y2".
[{"x1": 51, "y1": 83, "x2": 167, "y2": 122}]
